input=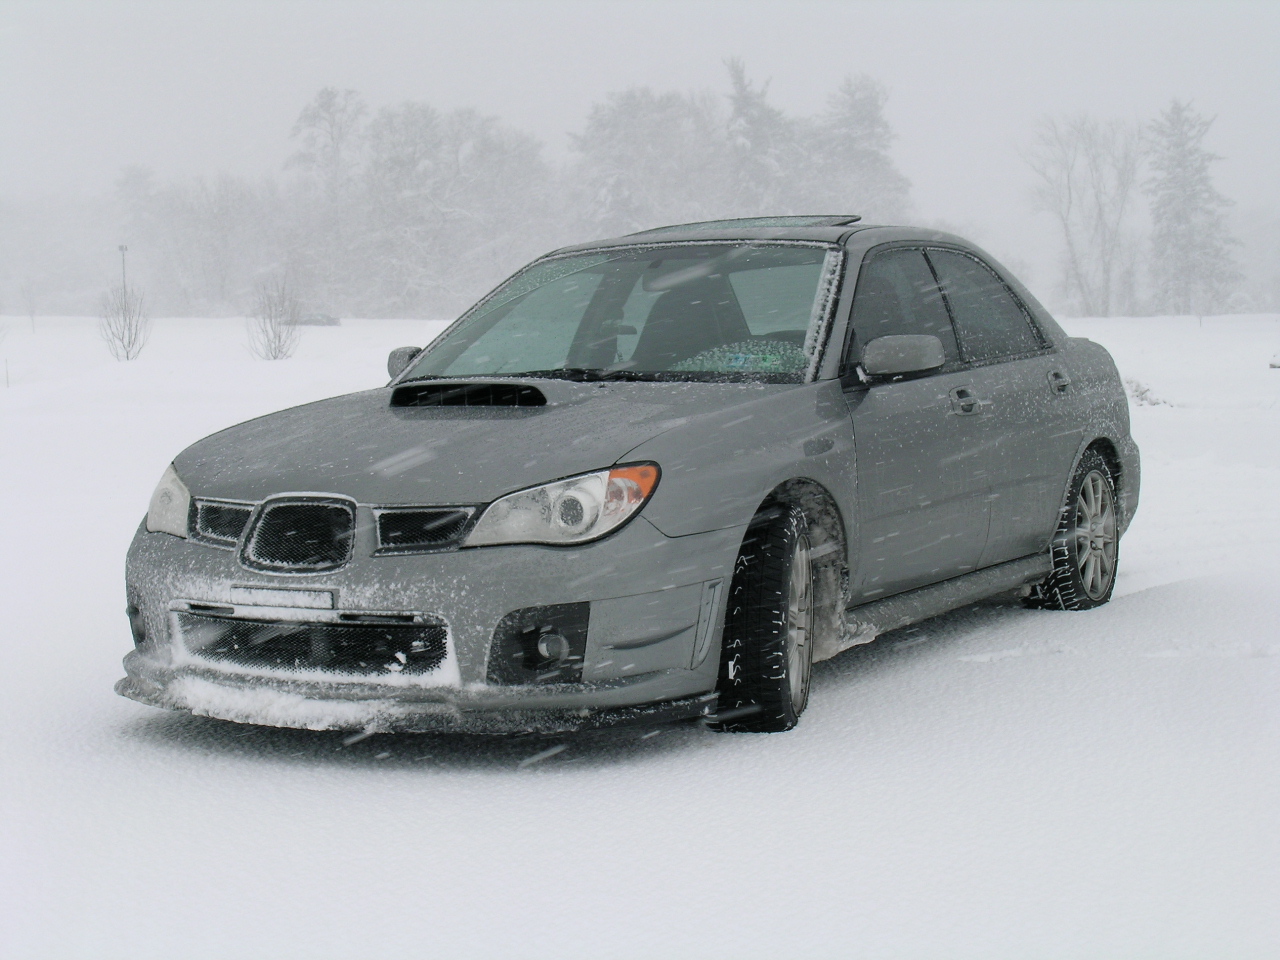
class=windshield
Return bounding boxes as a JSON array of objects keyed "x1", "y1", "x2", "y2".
[{"x1": 402, "y1": 242, "x2": 843, "y2": 383}]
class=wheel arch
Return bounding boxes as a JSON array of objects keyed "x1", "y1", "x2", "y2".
[
  {"x1": 1058, "y1": 435, "x2": 1130, "y2": 534},
  {"x1": 750, "y1": 478, "x2": 849, "y2": 661},
  {"x1": 1088, "y1": 437, "x2": 1123, "y2": 490},
  {"x1": 1054, "y1": 435, "x2": 1136, "y2": 542}
]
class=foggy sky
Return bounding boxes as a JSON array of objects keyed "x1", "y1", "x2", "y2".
[{"x1": 3, "y1": 0, "x2": 1278, "y2": 291}]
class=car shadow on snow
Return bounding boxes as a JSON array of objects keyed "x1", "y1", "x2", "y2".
[
  {"x1": 118, "y1": 595, "x2": 1039, "y2": 773},
  {"x1": 810, "y1": 593, "x2": 1040, "y2": 687},
  {"x1": 118, "y1": 707, "x2": 723, "y2": 773}
]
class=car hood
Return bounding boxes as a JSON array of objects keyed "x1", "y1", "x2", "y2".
[{"x1": 174, "y1": 379, "x2": 795, "y2": 504}]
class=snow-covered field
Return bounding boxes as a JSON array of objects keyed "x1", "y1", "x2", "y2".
[{"x1": 2, "y1": 313, "x2": 1278, "y2": 959}]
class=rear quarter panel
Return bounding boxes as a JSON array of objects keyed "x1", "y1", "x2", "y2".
[{"x1": 1060, "y1": 336, "x2": 1141, "y2": 534}]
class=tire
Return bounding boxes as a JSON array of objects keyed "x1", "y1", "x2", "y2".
[
  {"x1": 1027, "y1": 449, "x2": 1119, "y2": 611},
  {"x1": 709, "y1": 503, "x2": 816, "y2": 733}
]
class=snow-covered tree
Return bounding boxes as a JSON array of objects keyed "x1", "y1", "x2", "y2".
[
  {"x1": 571, "y1": 87, "x2": 732, "y2": 236},
  {"x1": 115, "y1": 166, "x2": 284, "y2": 314},
  {"x1": 809, "y1": 74, "x2": 910, "y2": 222},
  {"x1": 571, "y1": 62, "x2": 910, "y2": 235},
  {"x1": 360, "y1": 102, "x2": 552, "y2": 314},
  {"x1": 63, "y1": 73, "x2": 913, "y2": 319},
  {"x1": 288, "y1": 88, "x2": 368, "y2": 201},
  {"x1": 1145, "y1": 100, "x2": 1239, "y2": 315},
  {"x1": 725, "y1": 58, "x2": 798, "y2": 214}
]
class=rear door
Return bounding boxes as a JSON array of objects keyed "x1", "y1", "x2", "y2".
[
  {"x1": 843, "y1": 247, "x2": 992, "y2": 603},
  {"x1": 926, "y1": 248, "x2": 1083, "y2": 566}
]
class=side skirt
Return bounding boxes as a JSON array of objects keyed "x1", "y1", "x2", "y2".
[{"x1": 818, "y1": 554, "x2": 1053, "y2": 661}]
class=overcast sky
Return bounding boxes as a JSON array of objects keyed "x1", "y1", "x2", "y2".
[{"x1": 3, "y1": 0, "x2": 1277, "y2": 288}]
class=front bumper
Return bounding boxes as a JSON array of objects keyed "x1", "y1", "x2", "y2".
[
  {"x1": 115, "y1": 661, "x2": 717, "y2": 733},
  {"x1": 120, "y1": 515, "x2": 742, "y2": 733}
]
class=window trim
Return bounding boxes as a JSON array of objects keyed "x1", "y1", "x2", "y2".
[
  {"x1": 839, "y1": 242, "x2": 966, "y2": 381},
  {"x1": 398, "y1": 239, "x2": 845, "y2": 386},
  {"x1": 922, "y1": 244, "x2": 1053, "y2": 367}
]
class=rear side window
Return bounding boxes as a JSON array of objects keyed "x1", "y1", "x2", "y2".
[
  {"x1": 926, "y1": 249, "x2": 1043, "y2": 362},
  {"x1": 849, "y1": 248, "x2": 958, "y2": 363}
]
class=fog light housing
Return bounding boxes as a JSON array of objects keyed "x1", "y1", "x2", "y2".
[
  {"x1": 536, "y1": 632, "x2": 570, "y2": 662},
  {"x1": 126, "y1": 587, "x2": 147, "y2": 649},
  {"x1": 487, "y1": 603, "x2": 589, "y2": 685}
]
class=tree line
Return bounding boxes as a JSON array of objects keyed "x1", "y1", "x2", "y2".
[
  {"x1": 106, "y1": 62, "x2": 910, "y2": 319},
  {"x1": 0, "y1": 66, "x2": 1255, "y2": 322},
  {"x1": 1025, "y1": 99, "x2": 1241, "y2": 316}
]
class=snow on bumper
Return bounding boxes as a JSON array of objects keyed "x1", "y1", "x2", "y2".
[
  {"x1": 116, "y1": 658, "x2": 717, "y2": 733},
  {"x1": 120, "y1": 516, "x2": 740, "y2": 732}
]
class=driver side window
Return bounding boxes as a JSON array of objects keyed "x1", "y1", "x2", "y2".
[{"x1": 847, "y1": 248, "x2": 958, "y2": 371}]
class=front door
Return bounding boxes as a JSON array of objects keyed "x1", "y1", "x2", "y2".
[
  {"x1": 926, "y1": 248, "x2": 1084, "y2": 566},
  {"x1": 843, "y1": 248, "x2": 992, "y2": 603}
]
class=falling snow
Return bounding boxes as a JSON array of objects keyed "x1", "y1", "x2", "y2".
[{"x1": 1, "y1": 313, "x2": 1278, "y2": 957}]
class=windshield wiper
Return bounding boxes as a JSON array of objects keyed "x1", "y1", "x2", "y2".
[
  {"x1": 399, "y1": 368, "x2": 667, "y2": 384},
  {"x1": 505, "y1": 368, "x2": 663, "y2": 382}
]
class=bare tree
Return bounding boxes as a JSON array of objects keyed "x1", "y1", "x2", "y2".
[
  {"x1": 99, "y1": 284, "x2": 150, "y2": 360},
  {"x1": 247, "y1": 276, "x2": 301, "y2": 359},
  {"x1": 1025, "y1": 116, "x2": 1143, "y2": 316}
]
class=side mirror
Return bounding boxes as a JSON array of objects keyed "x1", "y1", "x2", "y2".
[
  {"x1": 387, "y1": 346, "x2": 421, "y2": 379},
  {"x1": 860, "y1": 335, "x2": 945, "y2": 378}
]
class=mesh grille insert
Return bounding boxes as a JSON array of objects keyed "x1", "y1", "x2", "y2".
[
  {"x1": 376, "y1": 508, "x2": 474, "y2": 552},
  {"x1": 178, "y1": 612, "x2": 447, "y2": 675},
  {"x1": 193, "y1": 500, "x2": 253, "y2": 545},
  {"x1": 243, "y1": 499, "x2": 355, "y2": 572}
]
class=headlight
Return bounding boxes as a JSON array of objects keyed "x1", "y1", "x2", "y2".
[
  {"x1": 464, "y1": 463, "x2": 660, "y2": 547},
  {"x1": 146, "y1": 463, "x2": 191, "y2": 538}
]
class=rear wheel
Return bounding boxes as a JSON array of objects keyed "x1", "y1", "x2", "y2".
[
  {"x1": 1028, "y1": 449, "x2": 1119, "y2": 610},
  {"x1": 710, "y1": 504, "x2": 815, "y2": 733}
]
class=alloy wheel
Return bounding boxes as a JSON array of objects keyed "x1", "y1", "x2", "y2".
[
  {"x1": 786, "y1": 534, "x2": 813, "y2": 712},
  {"x1": 1074, "y1": 470, "x2": 1117, "y2": 600}
]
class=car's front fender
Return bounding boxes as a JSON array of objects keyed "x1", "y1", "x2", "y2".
[{"x1": 624, "y1": 380, "x2": 856, "y2": 538}]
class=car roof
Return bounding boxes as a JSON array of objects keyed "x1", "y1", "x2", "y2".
[
  {"x1": 629, "y1": 215, "x2": 863, "y2": 235},
  {"x1": 547, "y1": 217, "x2": 967, "y2": 254},
  {"x1": 549, "y1": 216, "x2": 871, "y2": 252}
]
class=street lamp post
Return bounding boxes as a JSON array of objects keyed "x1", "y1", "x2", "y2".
[{"x1": 118, "y1": 245, "x2": 128, "y2": 292}]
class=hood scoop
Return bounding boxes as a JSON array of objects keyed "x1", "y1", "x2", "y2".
[{"x1": 390, "y1": 381, "x2": 548, "y2": 408}]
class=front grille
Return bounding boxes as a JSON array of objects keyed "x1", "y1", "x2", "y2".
[
  {"x1": 177, "y1": 611, "x2": 448, "y2": 675},
  {"x1": 192, "y1": 500, "x2": 253, "y2": 546},
  {"x1": 375, "y1": 507, "x2": 475, "y2": 553},
  {"x1": 242, "y1": 498, "x2": 355, "y2": 572}
]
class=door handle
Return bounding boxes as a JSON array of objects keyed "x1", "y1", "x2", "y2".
[
  {"x1": 1048, "y1": 370, "x2": 1073, "y2": 394},
  {"x1": 949, "y1": 386, "x2": 989, "y2": 416}
]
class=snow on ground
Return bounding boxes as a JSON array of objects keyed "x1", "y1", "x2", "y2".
[{"x1": 1, "y1": 314, "x2": 1278, "y2": 959}]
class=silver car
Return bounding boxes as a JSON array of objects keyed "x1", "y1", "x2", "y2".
[{"x1": 118, "y1": 216, "x2": 1139, "y2": 733}]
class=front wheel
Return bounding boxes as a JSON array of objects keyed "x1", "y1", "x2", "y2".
[
  {"x1": 709, "y1": 504, "x2": 815, "y2": 733},
  {"x1": 1028, "y1": 449, "x2": 1119, "y2": 610}
]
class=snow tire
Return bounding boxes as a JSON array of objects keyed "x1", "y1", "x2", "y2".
[
  {"x1": 1027, "y1": 448, "x2": 1119, "y2": 611},
  {"x1": 709, "y1": 503, "x2": 815, "y2": 733}
]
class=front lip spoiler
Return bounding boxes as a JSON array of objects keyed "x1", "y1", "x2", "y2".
[{"x1": 115, "y1": 671, "x2": 717, "y2": 735}]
